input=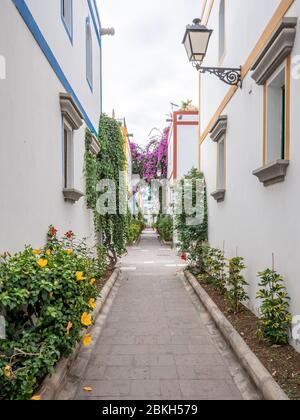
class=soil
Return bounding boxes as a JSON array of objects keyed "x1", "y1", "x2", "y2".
[
  {"x1": 197, "y1": 277, "x2": 300, "y2": 400},
  {"x1": 96, "y1": 268, "x2": 115, "y2": 290}
]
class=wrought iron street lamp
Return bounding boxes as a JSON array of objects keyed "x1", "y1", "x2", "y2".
[{"x1": 183, "y1": 19, "x2": 242, "y2": 87}]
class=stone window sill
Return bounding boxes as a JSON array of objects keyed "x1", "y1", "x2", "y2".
[
  {"x1": 211, "y1": 189, "x2": 226, "y2": 203},
  {"x1": 63, "y1": 188, "x2": 84, "y2": 203},
  {"x1": 252, "y1": 160, "x2": 289, "y2": 187}
]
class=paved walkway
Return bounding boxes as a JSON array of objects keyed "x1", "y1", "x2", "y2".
[{"x1": 58, "y1": 230, "x2": 260, "y2": 400}]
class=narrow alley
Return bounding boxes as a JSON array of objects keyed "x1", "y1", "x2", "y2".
[{"x1": 58, "y1": 231, "x2": 260, "y2": 400}]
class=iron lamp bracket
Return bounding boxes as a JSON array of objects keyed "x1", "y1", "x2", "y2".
[{"x1": 194, "y1": 63, "x2": 242, "y2": 87}]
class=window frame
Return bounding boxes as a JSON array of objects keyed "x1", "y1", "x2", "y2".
[
  {"x1": 216, "y1": 134, "x2": 226, "y2": 191},
  {"x1": 86, "y1": 16, "x2": 93, "y2": 92},
  {"x1": 61, "y1": 0, "x2": 73, "y2": 44},
  {"x1": 263, "y1": 55, "x2": 291, "y2": 165},
  {"x1": 62, "y1": 118, "x2": 74, "y2": 190},
  {"x1": 218, "y1": 0, "x2": 226, "y2": 65}
]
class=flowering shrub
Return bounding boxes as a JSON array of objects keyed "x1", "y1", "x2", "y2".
[
  {"x1": 131, "y1": 127, "x2": 169, "y2": 181},
  {"x1": 154, "y1": 215, "x2": 173, "y2": 242},
  {"x1": 0, "y1": 228, "x2": 106, "y2": 400},
  {"x1": 130, "y1": 142, "x2": 145, "y2": 179},
  {"x1": 175, "y1": 169, "x2": 208, "y2": 255}
]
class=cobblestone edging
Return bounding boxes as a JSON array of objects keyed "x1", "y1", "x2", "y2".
[
  {"x1": 39, "y1": 268, "x2": 121, "y2": 400},
  {"x1": 184, "y1": 270, "x2": 289, "y2": 401}
]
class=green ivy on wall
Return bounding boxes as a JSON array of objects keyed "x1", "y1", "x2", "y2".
[
  {"x1": 84, "y1": 115, "x2": 128, "y2": 267},
  {"x1": 175, "y1": 168, "x2": 208, "y2": 253},
  {"x1": 84, "y1": 130, "x2": 98, "y2": 209}
]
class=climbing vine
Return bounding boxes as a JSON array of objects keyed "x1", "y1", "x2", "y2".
[
  {"x1": 84, "y1": 130, "x2": 98, "y2": 209},
  {"x1": 85, "y1": 115, "x2": 128, "y2": 266},
  {"x1": 175, "y1": 168, "x2": 208, "y2": 254}
]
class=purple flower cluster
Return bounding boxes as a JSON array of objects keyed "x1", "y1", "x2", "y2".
[{"x1": 130, "y1": 127, "x2": 169, "y2": 181}]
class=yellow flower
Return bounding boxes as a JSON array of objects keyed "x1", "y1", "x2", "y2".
[
  {"x1": 88, "y1": 298, "x2": 96, "y2": 310},
  {"x1": 31, "y1": 395, "x2": 41, "y2": 401},
  {"x1": 90, "y1": 278, "x2": 96, "y2": 286},
  {"x1": 33, "y1": 249, "x2": 41, "y2": 255},
  {"x1": 4, "y1": 365, "x2": 12, "y2": 378},
  {"x1": 66, "y1": 249, "x2": 73, "y2": 255},
  {"x1": 46, "y1": 249, "x2": 52, "y2": 256},
  {"x1": 83, "y1": 387, "x2": 93, "y2": 392},
  {"x1": 37, "y1": 258, "x2": 48, "y2": 268},
  {"x1": 81, "y1": 312, "x2": 92, "y2": 327},
  {"x1": 76, "y1": 272, "x2": 86, "y2": 282},
  {"x1": 83, "y1": 334, "x2": 92, "y2": 347},
  {"x1": 66, "y1": 321, "x2": 73, "y2": 334}
]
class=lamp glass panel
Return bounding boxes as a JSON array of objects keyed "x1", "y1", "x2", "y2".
[
  {"x1": 189, "y1": 31, "x2": 210, "y2": 58},
  {"x1": 194, "y1": 54, "x2": 204, "y2": 62},
  {"x1": 184, "y1": 36, "x2": 192, "y2": 61}
]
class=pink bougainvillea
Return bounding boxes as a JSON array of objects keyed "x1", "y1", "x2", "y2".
[{"x1": 131, "y1": 127, "x2": 169, "y2": 181}]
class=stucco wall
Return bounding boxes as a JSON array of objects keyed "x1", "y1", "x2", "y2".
[
  {"x1": 167, "y1": 125, "x2": 174, "y2": 180},
  {"x1": 168, "y1": 113, "x2": 199, "y2": 181},
  {"x1": 177, "y1": 124, "x2": 199, "y2": 179},
  {"x1": 25, "y1": 0, "x2": 101, "y2": 130},
  {"x1": 0, "y1": 0, "x2": 97, "y2": 253}
]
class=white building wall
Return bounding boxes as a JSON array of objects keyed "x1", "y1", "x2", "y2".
[
  {"x1": 166, "y1": 113, "x2": 199, "y2": 212},
  {"x1": 177, "y1": 124, "x2": 199, "y2": 179},
  {"x1": 199, "y1": 0, "x2": 300, "y2": 351},
  {"x1": 0, "y1": 0, "x2": 101, "y2": 252},
  {"x1": 25, "y1": 0, "x2": 101, "y2": 130},
  {"x1": 167, "y1": 125, "x2": 174, "y2": 180},
  {"x1": 167, "y1": 112, "x2": 199, "y2": 181}
]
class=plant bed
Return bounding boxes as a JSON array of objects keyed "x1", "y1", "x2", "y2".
[
  {"x1": 0, "y1": 227, "x2": 115, "y2": 400},
  {"x1": 193, "y1": 273, "x2": 300, "y2": 400},
  {"x1": 127, "y1": 213, "x2": 145, "y2": 246},
  {"x1": 39, "y1": 267, "x2": 120, "y2": 400},
  {"x1": 154, "y1": 215, "x2": 174, "y2": 244}
]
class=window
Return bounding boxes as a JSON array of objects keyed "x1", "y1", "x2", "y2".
[
  {"x1": 60, "y1": 93, "x2": 84, "y2": 201},
  {"x1": 265, "y1": 64, "x2": 286, "y2": 163},
  {"x1": 217, "y1": 136, "x2": 226, "y2": 190},
  {"x1": 251, "y1": 20, "x2": 294, "y2": 186},
  {"x1": 86, "y1": 17, "x2": 93, "y2": 90},
  {"x1": 61, "y1": 0, "x2": 73, "y2": 42},
  {"x1": 219, "y1": 0, "x2": 225, "y2": 62},
  {"x1": 210, "y1": 115, "x2": 227, "y2": 202},
  {"x1": 253, "y1": 58, "x2": 290, "y2": 187},
  {"x1": 63, "y1": 119, "x2": 74, "y2": 189}
]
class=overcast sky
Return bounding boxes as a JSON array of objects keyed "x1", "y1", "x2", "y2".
[{"x1": 99, "y1": 0, "x2": 200, "y2": 145}]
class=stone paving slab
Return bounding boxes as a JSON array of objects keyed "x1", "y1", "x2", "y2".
[{"x1": 57, "y1": 231, "x2": 260, "y2": 400}]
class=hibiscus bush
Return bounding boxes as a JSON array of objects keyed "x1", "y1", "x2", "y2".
[{"x1": 0, "y1": 227, "x2": 106, "y2": 400}]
